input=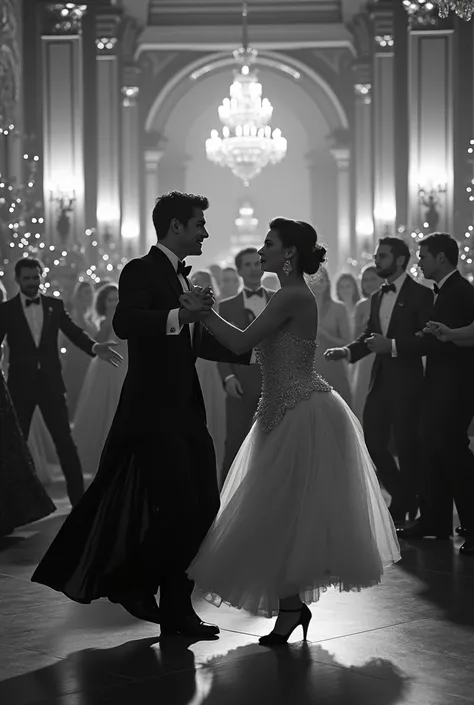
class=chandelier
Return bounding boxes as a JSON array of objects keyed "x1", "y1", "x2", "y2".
[
  {"x1": 403, "y1": 0, "x2": 474, "y2": 20},
  {"x1": 205, "y1": 3, "x2": 287, "y2": 186}
]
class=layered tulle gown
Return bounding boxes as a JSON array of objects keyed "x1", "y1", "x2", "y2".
[
  {"x1": 73, "y1": 331, "x2": 127, "y2": 476},
  {"x1": 188, "y1": 328, "x2": 401, "y2": 617}
]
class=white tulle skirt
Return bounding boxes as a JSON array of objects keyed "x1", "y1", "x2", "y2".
[{"x1": 188, "y1": 389, "x2": 401, "y2": 617}]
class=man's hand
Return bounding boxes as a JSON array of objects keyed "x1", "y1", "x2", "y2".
[
  {"x1": 423, "y1": 321, "x2": 452, "y2": 342},
  {"x1": 179, "y1": 290, "x2": 214, "y2": 325},
  {"x1": 366, "y1": 333, "x2": 392, "y2": 354},
  {"x1": 324, "y1": 347, "x2": 348, "y2": 361},
  {"x1": 225, "y1": 375, "x2": 243, "y2": 400},
  {"x1": 95, "y1": 341, "x2": 123, "y2": 367}
]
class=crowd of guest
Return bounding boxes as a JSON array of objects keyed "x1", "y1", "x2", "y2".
[{"x1": 1, "y1": 232, "x2": 474, "y2": 558}]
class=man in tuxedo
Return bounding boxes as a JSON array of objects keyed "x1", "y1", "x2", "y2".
[
  {"x1": 32, "y1": 192, "x2": 251, "y2": 637},
  {"x1": 397, "y1": 233, "x2": 474, "y2": 556},
  {"x1": 218, "y1": 248, "x2": 274, "y2": 485},
  {"x1": 325, "y1": 237, "x2": 433, "y2": 524},
  {"x1": 0, "y1": 258, "x2": 121, "y2": 506}
]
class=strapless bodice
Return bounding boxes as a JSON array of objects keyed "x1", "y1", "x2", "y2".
[{"x1": 255, "y1": 328, "x2": 332, "y2": 433}]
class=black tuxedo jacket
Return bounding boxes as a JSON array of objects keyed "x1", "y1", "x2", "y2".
[
  {"x1": 396, "y1": 270, "x2": 474, "y2": 388},
  {"x1": 347, "y1": 275, "x2": 434, "y2": 397},
  {"x1": 112, "y1": 246, "x2": 252, "y2": 433},
  {"x1": 0, "y1": 293, "x2": 96, "y2": 400}
]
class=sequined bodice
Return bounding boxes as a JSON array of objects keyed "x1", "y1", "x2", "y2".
[{"x1": 255, "y1": 328, "x2": 332, "y2": 433}]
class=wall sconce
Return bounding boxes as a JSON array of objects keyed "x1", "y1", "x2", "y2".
[
  {"x1": 50, "y1": 188, "x2": 76, "y2": 243},
  {"x1": 418, "y1": 183, "x2": 446, "y2": 231}
]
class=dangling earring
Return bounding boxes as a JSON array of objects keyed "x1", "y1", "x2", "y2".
[{"x1": 283, "y1": 259, "x2": 292, "y2": 276}]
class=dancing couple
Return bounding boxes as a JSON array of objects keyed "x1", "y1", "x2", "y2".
[{"x1": 33, "y1": 191, "x2": 400, "y2": 644}]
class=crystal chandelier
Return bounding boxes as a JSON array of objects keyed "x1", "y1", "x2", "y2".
[
  {"x1": 403, "y1": 0, "x2": 474, "y2": 20},
  {"x1": 205, "y1": 3, "x2": 287, "y2": 186}
]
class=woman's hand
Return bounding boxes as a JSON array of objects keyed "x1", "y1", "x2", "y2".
[
  {"x1": 179, "y1": 289, "x2": 214, "y2": 316},
  {"x1": 423, "y1": 321, "x2": 453, "y2": 342}
]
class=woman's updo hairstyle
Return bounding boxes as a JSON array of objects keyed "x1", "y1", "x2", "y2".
[{"x1": 269, "y1": 217, "x2": 327, "y2": 275}]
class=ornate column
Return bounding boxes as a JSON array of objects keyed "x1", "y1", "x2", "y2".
[
  {"x1": 0, "y1": 0, "x2": 21, "y2": 184},
  {"x1": 370, "y1": 1, "x2": 396, "y2": 237},
  {"x1": 95, "y1": 6, "x2": 122, "y2": 247},
  {"x1": 41, "y1": 3, "x2": 87, "y2": 245},
  {"x1": 329, "y1": 141, "x2": 351, "y2": 268},
  {"x1": 120, "y1": 17, "x2": 142, "y2": 257},
  {"x1": 407, "y1": 16, "x2": 454, "y2": 233},
  {"x1": 143, "y1": 144, "x2": 164, "y2": 251}
]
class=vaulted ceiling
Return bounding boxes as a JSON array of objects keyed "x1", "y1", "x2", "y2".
[{"x1": 119, "y1": 0, "x2": 366, "y2": 29}]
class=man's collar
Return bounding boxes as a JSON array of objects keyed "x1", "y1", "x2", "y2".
[
  {"x1": 437, "y1": 269, "x2": 457, "y2": 291},
  {"x1": 19, "y1": 291, "x2": 41, "y2": 306},
  {"x1": 155, "y1": 243, "x2": 181, "y2": 272},
  {"x1": 385, "y1": 272, "x2": 407, "y2": 292}
]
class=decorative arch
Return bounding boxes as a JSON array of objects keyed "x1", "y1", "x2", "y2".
[{"x1": 144, "y1": 49, "x2": 349, "y2": 138}]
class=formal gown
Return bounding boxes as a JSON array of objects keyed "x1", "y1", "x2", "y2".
[
  {"x1": 62, "y1": 316, "x2": 97, "y2": 419},
  {"x1": 351, "y1": 298, "x2": 375, "y2": 422},
  {"x1": 73, "y1": 323, "x2": 127, "y2": 476},
  {"x1": 313, "y1": 302, "x2": 352, "y2": 406},
  {"x1": 0, "y1": 371, "x2": 56, "y2": 535},
  {"x1": 188, "y1": 328, "x2": 400, "y2": 617}
]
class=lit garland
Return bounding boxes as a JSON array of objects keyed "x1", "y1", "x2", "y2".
[{"x1": 460, "y1": 138, "x2": 474, "y2": 282}]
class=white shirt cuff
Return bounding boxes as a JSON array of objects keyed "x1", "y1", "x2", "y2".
[
  {"x1": 250, "y1": 350, "x2": 257, "y2": 364},
  {"x1": 167, "y1": 308, "x2": 183, "y2": 335},
  {"x1": 344, "y1": 346, "x2": 351, "y2": 363},
  {"x1": 92, "y1": 343, "x2": 99, "y2": 355},
  {"x1": 391, "y1": 339, "x2": 398, "y2": 357},
  {"x1": 224, "y1": 374, "x2": 236, "y2": 385}
]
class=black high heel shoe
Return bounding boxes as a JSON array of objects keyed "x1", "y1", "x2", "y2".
[{"x1": 258, "y1": 604, "x2": 312, "y2": 646}]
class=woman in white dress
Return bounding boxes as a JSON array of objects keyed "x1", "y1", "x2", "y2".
[
  {"x1": 62, "y1": 280, "x2": 97, "y2": 419},
  {"x1": 73, "y1": 284, "x2": 127, "y2": 477},
  {"x1": 308, "y1": 267, "x2": 353, "y2": 406},
  {"x1": 351, "y1": 265, "x2": 384, "y2": 421},
  {"x1": 335, "y1": 272, "x2": 360, "y2": 338},
  {"x1": 184, "y1": 217, "x2": 400, "y2": 646},
  {"x1": 190, "y1": 269, "x2": 226, "y2": 471}
]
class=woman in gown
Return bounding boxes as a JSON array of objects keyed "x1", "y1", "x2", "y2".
[
  {"x1": 308, "y1": 267, "x2": 353, "y2": 406},
  {"x1": 73, "y1": 283, "x2": 127, "y2": 477},
  {"x1": 351, "y1": 265, "x2": 384, "y2": 421},
  {"x1": 0, "y1": 282, "x2": 56, "y2": 536},
  {"x1": 62, "y1": 280, "x2": 97, "y2": 419},
  {"x1": 335, "y1": 272, "x2": 360, "y2": 338},
  {"x1": 190, "y1": 270, "x2": 226, "y2": 471},
  {"x1": 185, "y1": 217, "x2": 400, "y2": 645}
]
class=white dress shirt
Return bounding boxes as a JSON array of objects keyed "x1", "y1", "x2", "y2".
[
  {"x1": 379, "y1": 272, "x2": 407, "y2": 336},
  {"x1": 20, "y1": 291, "x2": 43, "y2": 346},
  {"x1": 243, "y1": 287, "x2": 267, "y2": 320},
  {"x1": 155, "y1": 243, "x2": 193, "y2": 338},
  {"x1": 434, "y1": 269, "x2": 457, "y2": 300}
]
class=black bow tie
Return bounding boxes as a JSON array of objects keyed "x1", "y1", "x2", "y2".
[
  {"x1": 381, "y1": 283, "x2": 396, "y2": 296},
  {"x1": 244, "y1": 288, "x2": 264, "y2": 298},
  {"x1": 433, "y1": 283, "x2": 440, "y2": 295},
  {"x1": 177, "y1": 260, "x2": 192, "y2": 278},
  {"x1": 25, "y1": 297, "x2": 40, "y2": 307}
]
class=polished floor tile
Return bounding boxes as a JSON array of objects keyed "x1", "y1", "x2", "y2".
[{"x1": 1, "y1": 480, "x2": 474, "y2": 705}]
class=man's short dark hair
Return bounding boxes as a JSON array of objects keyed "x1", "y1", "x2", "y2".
[
  {"x1": 152, "y1": 191, "x2": 209, "y2": 240},
  {"x1": 14, "y1": 257, "x2": 44, "y2": 278},
  {"x1": 419, "y1": 232, "x2": 459, "y2": 267},
  {"x1": 378, "y1": 236, "x2": 411, "y2": 271},
  {"x1": 235, "y1": 247, "x2": 258, "y2": 271}
]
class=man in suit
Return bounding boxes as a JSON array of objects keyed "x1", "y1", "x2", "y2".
[
  {"x1": 218, "y1": 247, "x2": 274, "y2": 485},
  {"x1": 32, "y1": 192, "x2": 251, "y2": 637},
  {"x1": 0, "y1": 258, "x2": 121, "y2": 506},
  {"x1": 397, "y1": 233, "x2": 474, "y2": 556},
  {"x1": 325, "y1": 237, "x2": 433, "y2": 524}
]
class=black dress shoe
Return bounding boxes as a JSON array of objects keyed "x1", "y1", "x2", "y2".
[
  {"x1": 396, "y1": 523, "x2": 451, "y2": 540},
  {"x1": 109, "y1": 594, "x2": 161, "y2": 624},
  {"x1": 160, "y1": 615, "x2": 220, "y2": 638},
  {"x1": 456, "y1": 526, "x2": 467, "y2": 538},
  {"x1": 459, "y1": 540, "x2": 474, "y2": 556}
]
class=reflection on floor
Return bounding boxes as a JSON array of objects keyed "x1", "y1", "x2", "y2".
[{"x1": 1, "y1": 480, "x2": 474, "y2": 705}]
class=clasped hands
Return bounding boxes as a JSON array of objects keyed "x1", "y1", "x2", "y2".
[
  {"x1": 179, "y1": 285, "x2": 215, "y2": 322},
  {"x1": 422, "y1": 321, "x2": 452, "y2": 342}
]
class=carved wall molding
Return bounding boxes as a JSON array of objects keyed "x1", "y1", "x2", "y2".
[{"x1": 0, "y1": 0, "x2": 20, "y2": 129}]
